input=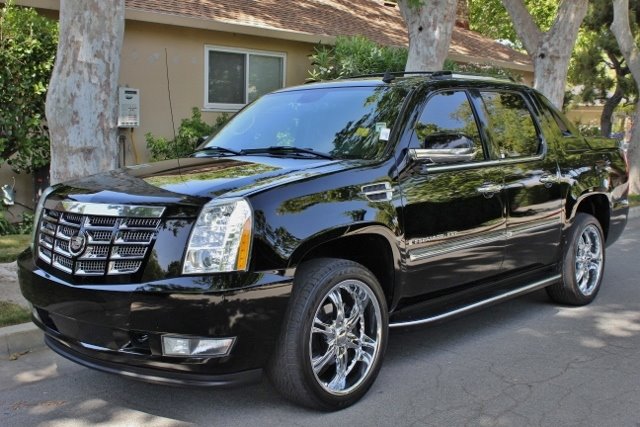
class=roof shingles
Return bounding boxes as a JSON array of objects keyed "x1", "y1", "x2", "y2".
[{"x1": 125, "y1": 0, "x2": 531, "y2": 70}]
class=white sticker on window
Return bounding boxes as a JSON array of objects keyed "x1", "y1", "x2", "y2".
[
  {"x1": 379, "y1": 128, "x2": 391, "y2": 141},
  {"x1": 375, "y1": 122, "x2": 387, "y2": 133}
]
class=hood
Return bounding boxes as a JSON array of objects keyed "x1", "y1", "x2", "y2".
[{"x1": 52, "y1": 156, "x2": 345, "y2": 208}]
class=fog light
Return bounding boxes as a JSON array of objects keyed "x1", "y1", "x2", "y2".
[{"x1": 161, "y1": 335, "x2": 235, "y2": 357}]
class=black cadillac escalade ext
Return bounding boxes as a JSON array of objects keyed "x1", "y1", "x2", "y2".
[{"x1": 19, "y1": 72, "x2": 629, "y2": 410}]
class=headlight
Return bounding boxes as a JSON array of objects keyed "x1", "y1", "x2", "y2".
[
  {"x1": 30, "y1": 186, "x2": 55, "y2": 251},
  {"x1": 183, "y1": 198, "x2": 253, "y2": 274}
]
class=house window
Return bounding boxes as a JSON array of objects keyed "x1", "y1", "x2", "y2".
[{"x1": 204, "y1": 46, "x2": 286, "y2": 111}]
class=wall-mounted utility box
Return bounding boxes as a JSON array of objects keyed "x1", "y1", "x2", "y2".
[{"x1": 117, "y1": 87, "x2": 140, "y2": 128}]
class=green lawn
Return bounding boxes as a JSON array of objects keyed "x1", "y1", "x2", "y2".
[
  {"x1": 0, "y1": 301, "x2": 31, "y2": 327},
  {"x1": 0, "y1": 234, "x2": 31, "y2": 263},
  {"x1": 630, "y1": 194, "x2": 640, "y2": 207}
]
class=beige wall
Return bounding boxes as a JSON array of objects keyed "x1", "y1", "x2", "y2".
[
  {"x1": 521, "y1": 71, "x2": 534, "y2": 87},
  {"x1": 565, "y1": 105, "x2": 603, "y2": 128},
  {"x1": 118, "y1": 20, "x2": 314, "y2": 164}
]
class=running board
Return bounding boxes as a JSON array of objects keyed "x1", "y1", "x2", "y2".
[{"x1": 389, "y1": 274, "x2": 561, "y2": 329}]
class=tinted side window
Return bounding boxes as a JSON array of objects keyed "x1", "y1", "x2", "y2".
[
  {"x1": 535, "y1": 92, "x2": 578, "y2": 136},
  {"x1": 480, "y1": 91, "x2": 540, "y2": 158},
  {"x1": 415, "y1": 91, "x2": 484, "y2": 162}
]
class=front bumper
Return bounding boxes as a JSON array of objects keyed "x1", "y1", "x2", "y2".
[
  {"x1": 18, "y1": 251, "x2": 293, "y2": 386},
  {"x1": 44, "y1": 334, "x2": 262, "y2": 387}
]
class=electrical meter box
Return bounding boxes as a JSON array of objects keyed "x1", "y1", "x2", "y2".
[{"x1": 117, "y1": 87, "x2": 140, "y2": 128}]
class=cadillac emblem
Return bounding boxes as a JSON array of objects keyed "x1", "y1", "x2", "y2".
[{"x1": 68, "y1": 232, "x2": 87, "y2": 257}]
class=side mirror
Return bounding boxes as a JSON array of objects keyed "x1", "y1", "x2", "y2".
[{"x1": 409, "y1": 133, "x2": 477, "y2": 164}]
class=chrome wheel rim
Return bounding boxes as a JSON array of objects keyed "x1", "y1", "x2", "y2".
[
  {"x1": 575, "y1": 224, "x2": 603, "y2": 296},
  {"x1": 309, "y1": 279, "x2": 382, "y2": 396}
]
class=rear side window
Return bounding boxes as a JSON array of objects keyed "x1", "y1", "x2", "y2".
[
  {"x1": 479, "y1": 91, "x2": 540, "y2": 158},
  {"x1": 415, "y1": 90, "x2": 484, "y2": 162},
  {"x1": 536, "y1": 92, "x2": 578, "y2": 137}
]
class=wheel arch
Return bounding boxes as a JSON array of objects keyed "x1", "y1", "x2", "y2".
[
  {"x1": 567, "y1": 192, "x2": 611, "y2": 240},
  {"x1": 289, "y1": 226, "x2": 400, "y2": 308}
]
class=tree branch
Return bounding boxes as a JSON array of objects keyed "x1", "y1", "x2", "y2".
[
  {"x1": 611, "y1": 0, "x2": 640, "y2": 83},
  {"x1": 500, "y1": 0, "x2": 542, "y2": 54},
  {"x1": 548, "y1": 0, "x2": 588, "y2": 44}
]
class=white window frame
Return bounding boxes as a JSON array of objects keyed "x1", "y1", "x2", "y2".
[{"x1": 203, "y1": 45, "x2": 286, "y2": 112}]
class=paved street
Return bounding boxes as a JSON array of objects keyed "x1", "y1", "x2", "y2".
[{"x1": 2, "y1": 218, "x2": 640, "y2": 426}]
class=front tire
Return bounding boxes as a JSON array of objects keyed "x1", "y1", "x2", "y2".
[
  {"x1": 267, "y1": 258, "x2": 388, "y2": 410},
  {"x1": 547, "y1": 213, "x2": 605, "y2": 305}
]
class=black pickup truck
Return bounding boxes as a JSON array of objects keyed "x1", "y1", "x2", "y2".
[{"x1": 19, "y1": 72, "x2": 628, "y2": 410}]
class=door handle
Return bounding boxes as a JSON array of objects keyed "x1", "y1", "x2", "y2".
[
  {"x1": 539, "y1": 174, "x2": 559, "y2": 187},
  {"x1": 476, "y1": 183, "x2": 503, "y2": 197}
]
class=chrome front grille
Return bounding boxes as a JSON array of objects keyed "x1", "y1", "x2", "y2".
[{"x1": 37, "y1": 205, "x2": 163, "y2": 277}]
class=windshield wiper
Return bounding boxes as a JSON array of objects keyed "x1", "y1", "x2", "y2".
[
  {"x1": 191, "y1": 146, "x2": 242, "y2": 156},
  {"x1": 240, "y1": 146, "x2": 334, "y2": 160}
]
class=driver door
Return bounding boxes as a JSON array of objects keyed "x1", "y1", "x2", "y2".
[{"x1": 399, "y1": 89, "x2": 506, "y2": 299}]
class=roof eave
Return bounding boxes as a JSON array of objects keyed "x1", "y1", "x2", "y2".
[
  {"x1": 10, "y1": 0, "x2": 337, "y2": 45},
  {"x1": 125, "y1": 8, "x2": 337, "y2": 45}
]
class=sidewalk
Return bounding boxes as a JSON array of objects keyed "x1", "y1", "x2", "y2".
[
  {"x1": 0, "y1": 261, "x2": 39, "y2": 357},
  {"x1": 0, "y1": 261, "x2": 29, "y2": 309},
  {"x1": 2, "y1": 206, "x2": 640, "y2": 357}
]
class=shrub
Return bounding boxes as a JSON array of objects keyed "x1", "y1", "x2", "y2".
[
  {"x1": 308, "y1": 35, "x2": 408, "y2": 81},
  {"x1": 0, "y1": 210, "x2": 15, "y2": 235},
  {"x1": 0, "y1": 209, "x2": 34, "y2": 236},
  {"x1": 308, "y1": 35, "x2": 521, "y2": 83},
  {"x1": 0, "y1": 1, "x2": 58, "y2": 173},
  {"x1": 145, "y1": 108, "x2": 230, "y2": 161},
  {"x1": 16, "y1": 211, "x2": 34, "y2": 235}
]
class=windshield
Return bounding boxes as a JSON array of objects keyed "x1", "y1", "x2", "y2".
[{"x1": 202, "y1": 86, "x2": 408, "y2": 160}]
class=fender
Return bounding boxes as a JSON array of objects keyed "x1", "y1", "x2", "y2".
[
  {"x1": 566, "y1": 190, "x2": 610, "y2": 223},
  {"x1": 288, "y1": 222, "x2": 402, "y2": 269}
]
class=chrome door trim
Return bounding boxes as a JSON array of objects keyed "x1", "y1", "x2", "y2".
[
  {"x1": 408, "y1": 231, "x2": 506, "y2": 262},
  {"x1": 507, "y1": 218, "x2": 562, "y2": 238},
  {"x1": 423, "y1": 154, "x2": 545, "y2": 173}
]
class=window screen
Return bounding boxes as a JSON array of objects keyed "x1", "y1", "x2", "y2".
[
  {"x1": 208, "y1": 51, "x2": 245, "y2": 105},
  {"x1": 206, "y1": 48, "x2": 285, "y2": 108}
]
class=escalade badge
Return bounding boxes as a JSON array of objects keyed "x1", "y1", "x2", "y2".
[{"x1": 69, "y1": 232, "x2": 87, "y2": 257}]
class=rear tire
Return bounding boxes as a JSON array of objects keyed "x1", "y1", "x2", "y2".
[
  {"x1": 547, "y1": 213, "x2": 605, "y2": 305},
  {"x1": 267, "y1": 258, "x2": 388, "y2": 410}
]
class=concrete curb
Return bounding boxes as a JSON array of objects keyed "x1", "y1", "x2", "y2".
[
  {"x1": 1, "y1": 321, "x2": 43, "y2": 358},
  {"x1": 1, "y1": 206, "x2": 639, "y2": 358}
]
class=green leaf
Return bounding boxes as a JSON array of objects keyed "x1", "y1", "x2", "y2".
[{"x1": 0, "y1": 1, "x2": 57, "y2": 172}]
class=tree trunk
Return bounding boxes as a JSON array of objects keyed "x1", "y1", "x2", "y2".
[
  {"x1": 45, "y1": 0, "x2": 124, "y2": 185},
  {"x1": 502, "y1": 0, "x2": 588, "y2": 108},
  {"x1": 600, "y1": 84, "x2": 624, "y2": 137},
  {"x1": 611, "y1": 0, "x2": 640, "y2": 195},
  {"x1": 628, "y1": 102, "x2": 640, "y2": 195},
  {"x1": 397, "y1": 0, "x2": 458, "y2": 71}
]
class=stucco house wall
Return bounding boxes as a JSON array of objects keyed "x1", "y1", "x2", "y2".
[{"x1": 118, "y1": 20, "x2": 314, "y2": 163}]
